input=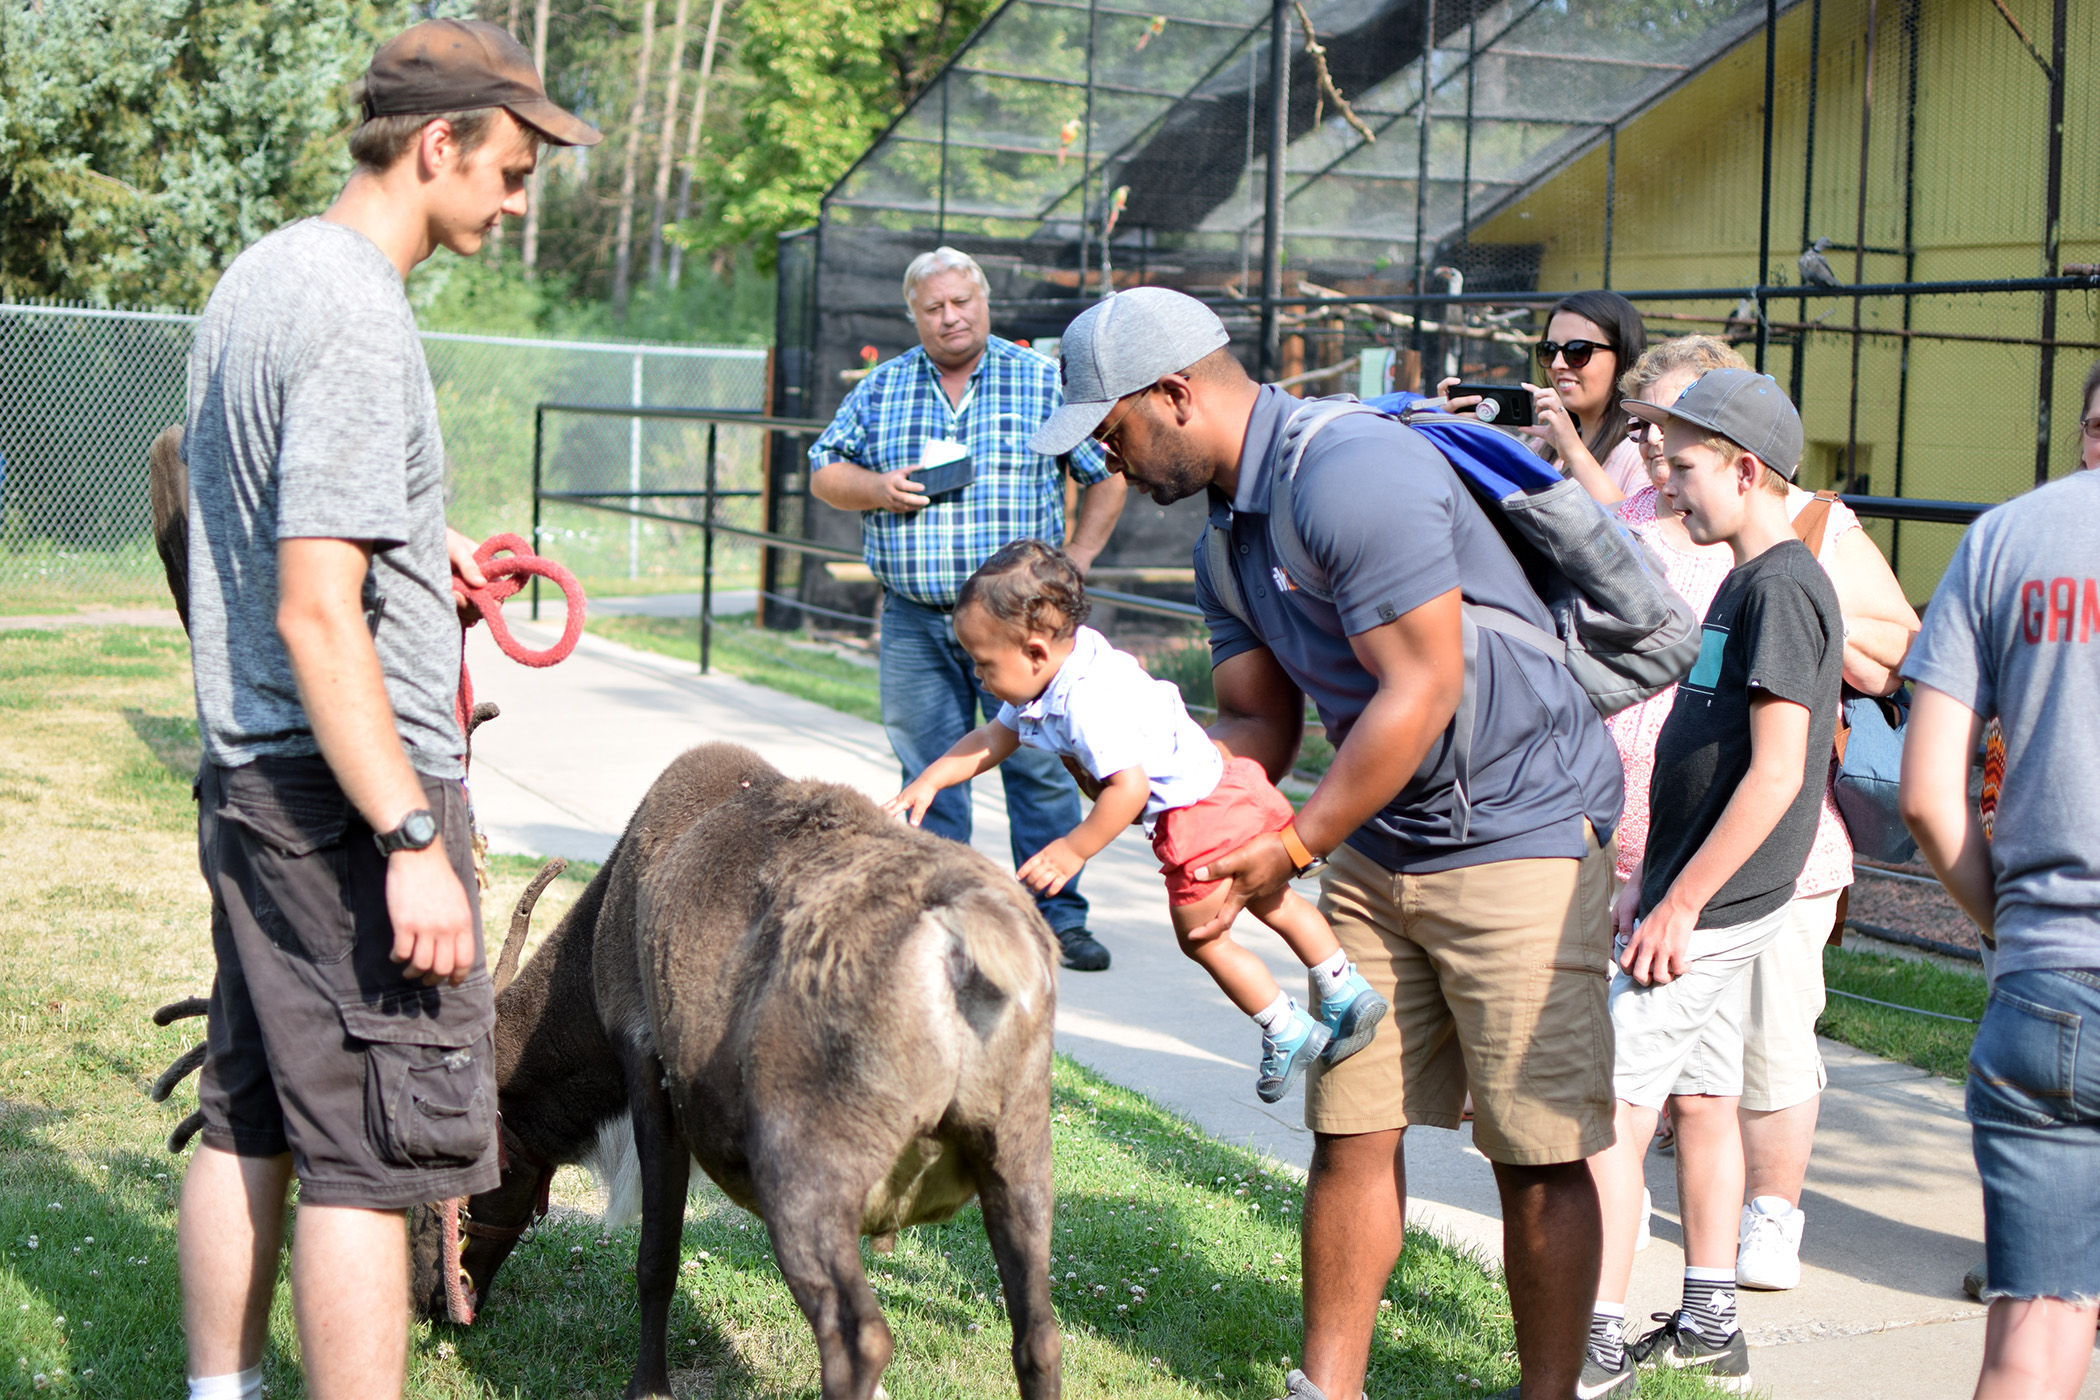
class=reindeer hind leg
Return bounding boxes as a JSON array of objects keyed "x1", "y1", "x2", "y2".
[{"x1": 758, "y1": 1160, "x2": 895, "y2": 1400}]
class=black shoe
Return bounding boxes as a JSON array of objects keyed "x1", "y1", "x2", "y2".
[
  {"x1": 1578, "y1": 1349, "x2": 1640, "y2": 1397},
  {"x1": 1054, "y1": 926, "x2": 1110, "y2": 971},
  {"x1": 1628, "y1": 1313, "x2": 1750, "y2": 1393}
]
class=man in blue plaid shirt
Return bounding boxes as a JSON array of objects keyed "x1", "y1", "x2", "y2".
[{"x1": 811, "y1": 246, "x2": 1128, "y2": 970}]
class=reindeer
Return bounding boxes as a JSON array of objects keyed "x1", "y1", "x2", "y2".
[
  {"x1": 409, "y1": 742, "x2": 1062, "y2": 1400},
  {"x1": 148, "y1": 420, "x2": 1057, "y2": 1394}
]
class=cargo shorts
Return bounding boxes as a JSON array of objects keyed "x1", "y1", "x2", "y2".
[
  {"x1": 1307, "y1": 823, "x2": 1617, "y2": 1167},
  {"x1": 195, "y1": 755, "x2": 500, "y2": 1209}
]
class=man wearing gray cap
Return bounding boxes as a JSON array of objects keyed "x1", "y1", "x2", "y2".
[
  {"x1": 1034, "y1": 287, "x2": 1625, "y2": 1400},
  {"x1": 176, "y1": 20, "x2": 597, "y2": 1400},
  {"x1": 1585, "y1": 369, "x2": 1841, "y2": 1394}
]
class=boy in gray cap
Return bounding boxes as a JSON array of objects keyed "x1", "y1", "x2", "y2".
[
  {"x1": 1585, "y1": 370, "x2": 1842, "y2": 1395},
  {"x1": 1037, "y1": 288, "x2": 1625, "y2": 1400}
]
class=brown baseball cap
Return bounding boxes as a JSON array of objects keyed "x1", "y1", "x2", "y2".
[{"x1": 362, "y1": 19, "x2": 601, "y2": 147}]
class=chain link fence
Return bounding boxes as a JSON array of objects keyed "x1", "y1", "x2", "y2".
[{"x1": 0, "y1": 302, "x2": 768, "y2": 609}]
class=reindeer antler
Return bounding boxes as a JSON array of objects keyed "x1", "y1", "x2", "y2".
[
  {"x1": 494, "y1": 858, "x2": 569, "y2": 995},
  {"x1": 151, "y1": 995, "x2": 211, "y2": 1152}
]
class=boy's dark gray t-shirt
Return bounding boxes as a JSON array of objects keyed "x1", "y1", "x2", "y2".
[
  {"x1": 184, "y1": 218, "x2": 463, "y2": 778},
  {"x1": 1195, "y1": 387, "x2": 1624, "y2": 873},
  {"x1": 1639, "y1": 539, "x2": 1842, "y2": 927},
  {"x1": 1903, "y1": 469, "x2": 2100, "y2": 974}
]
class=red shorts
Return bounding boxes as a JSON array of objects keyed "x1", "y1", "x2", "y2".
[{"x1": 1151, "y1": 756, "x2": 1299, "y2": 907}]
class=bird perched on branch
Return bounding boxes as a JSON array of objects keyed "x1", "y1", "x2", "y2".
[
  {"x1": 1798, "y1": 237, "x2": 1842, "y2": 288},
  {"x1": 1723, "y1": 296, "x2": 1761, "y2": 344}
]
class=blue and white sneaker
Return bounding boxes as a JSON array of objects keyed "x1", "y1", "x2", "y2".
[
  {"x1": 1256, "y1": 1004, "x2": 1330, "y2": 1104},
  {"x1": 1314, "y1": 965, "x2": 1388, "y2": 1066}
]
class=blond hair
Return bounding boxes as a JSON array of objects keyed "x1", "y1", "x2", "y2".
[{"x1": 1618, "y1": 334, "x2": 1749, "y2": 402}]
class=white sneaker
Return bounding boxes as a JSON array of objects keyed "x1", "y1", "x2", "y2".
[
  {"x1": 1635, "y1": 1187, "x2": 1652, "y2": 1252},
  {"x1": 1737, "y1": 1195, "x2": 1805, "y2": 1290}
]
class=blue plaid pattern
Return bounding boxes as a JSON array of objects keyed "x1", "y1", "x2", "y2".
[{"x1": 809, "y1": 337, "x2": 1112, "y2": 607}]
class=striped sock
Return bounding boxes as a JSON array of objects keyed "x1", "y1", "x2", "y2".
[
  {"x1": 1680, "y1": 1266, "x2": 1738, "y2": 1345},
  {"x1": 1588, "y1": 1301, "x2": 1627, "y2": 1370}
]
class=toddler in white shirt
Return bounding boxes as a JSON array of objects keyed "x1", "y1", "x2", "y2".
[{"x1": 886, "y1": 540, "x2": 1386, "y2": 1102}]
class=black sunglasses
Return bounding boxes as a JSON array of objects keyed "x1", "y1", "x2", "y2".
[{"x1": 1534, "y1": 338, "x2": 1612, "y2": 370}]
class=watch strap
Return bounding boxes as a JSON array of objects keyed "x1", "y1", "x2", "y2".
[
  {"x1": 1278, "y1": 822, "x2": 1319, "y2": 873},
  {"x1": 375, "y1": 808, "x2": 438, "y2": 856}
]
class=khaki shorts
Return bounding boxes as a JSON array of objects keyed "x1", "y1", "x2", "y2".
[
  {"x1": 1741, "y1": 889, "x2": 1840, "y2": 1112},
  {"x1": 1610, "y1": 900, "x2": 1790, "y2": 1109},
  {"x1": 1308, "y1": 825, "x2": 1617, "y2": 1167}
]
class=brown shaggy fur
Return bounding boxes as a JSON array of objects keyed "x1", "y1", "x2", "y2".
[
  {"x1": 148, "y1": 425, "x2": 189, "y2": 632},
  {"x1": 414, "y1": 743, "x2": 1061, "y2": 1400}
]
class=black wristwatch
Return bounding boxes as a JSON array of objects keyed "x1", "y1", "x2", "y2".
[{"x1": 375, "y1": 808, "x2": 439, "y2": 857}]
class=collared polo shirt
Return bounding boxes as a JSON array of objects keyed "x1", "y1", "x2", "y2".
[
  {"x1": 995, "y1": 625, "x2": 1225, "y2": 833},
  {"x1": 809, "y1": 337, "x2": 1112, "y2": 608},
  {"x1": 1193, "y1": 386, "x2": 1623, "y2": 874}
]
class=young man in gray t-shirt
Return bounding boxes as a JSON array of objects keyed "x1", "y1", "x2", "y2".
[
  {"x1": 177, "y1": 21, "x2": 597, "y2": 1400},
  {"x1": 1901, "y1": 383, "x2": 2100, "y2": 1398}
]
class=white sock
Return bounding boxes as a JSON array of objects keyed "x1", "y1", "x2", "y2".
[
  {"x1": 1309, "y1": 949, "x2": 1351, "y2": 1001},
  {"x1": 1251, "y1": 992, "x2": 1295, "y2": 1036},
  {"x1": 188, "y1": 1367, "x2": 262, "y2": 1400},
  {"x1": 1750, "y1": 1194, "x2": 1795, "y2": 1218}
]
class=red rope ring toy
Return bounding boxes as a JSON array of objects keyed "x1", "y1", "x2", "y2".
[{"x1": 455, "y1": 533, "x2": 586, "y2": 740}]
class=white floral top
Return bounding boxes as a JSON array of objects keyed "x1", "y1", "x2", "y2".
[{"x1": 1608, "y1": 486, "x2": 1857, "y2": 898}]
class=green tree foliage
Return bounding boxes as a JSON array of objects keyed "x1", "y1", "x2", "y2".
[
  {"x1": 0, "y1": 0, "x2": 988, "y2": 319},
  {"x1": 0, "y1": 0, "x2": 440, "y2": 307},
  {"x1": 689, "y1": 0, "x2": 992, "y2": 264}
]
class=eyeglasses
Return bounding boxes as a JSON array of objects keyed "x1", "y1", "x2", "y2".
[
  {"x1": 1091, "y1": 385, "x2": 1152, "y2": 459},
  {"x1": 1626, "y1": 416, "x2": 1661, "y2": 446},
  {"x1": 2083, "y1": 415, "x2": 2100, "y2": 441},
  {"x1": 1535, "y1": 339, "x2": 1612, "y2": 370}
]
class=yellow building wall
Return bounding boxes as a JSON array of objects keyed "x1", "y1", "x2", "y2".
[{"x1": 1465, "y1": 0, "x2": 2100, "y2": 602}]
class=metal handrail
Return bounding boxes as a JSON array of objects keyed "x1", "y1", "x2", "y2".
[{"x1": 532, "y1": 402, "x2": 831, "y2": 671}]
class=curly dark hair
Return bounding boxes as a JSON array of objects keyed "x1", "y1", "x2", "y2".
[{"x1": 955, "y1": 540, "x2": 1091, "y2": 641}]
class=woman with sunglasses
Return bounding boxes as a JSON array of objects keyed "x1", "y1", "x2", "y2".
[{"x1": 1441, "y1": 290, "x2": 1649, "y2": 504}]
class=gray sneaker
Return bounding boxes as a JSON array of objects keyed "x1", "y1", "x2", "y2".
[
  {"x1": 1627, "y1": 1313, "x2": 1751, "y2": 1394},
  {"x1": 1272, "y1": 1370, "x2": 1328, "y2": 1400},
  {"x1": 1578, "y1": 1349, "x2": 1640, "y2": 1397}
]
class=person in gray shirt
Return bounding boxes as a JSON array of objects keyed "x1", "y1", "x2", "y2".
[
  {"x1": 1901, "y1": 360, "x2": 2100, "y2": 1400},
  {"x1": 177, "y1": 21, "x2": 597, "y2": 1400}
]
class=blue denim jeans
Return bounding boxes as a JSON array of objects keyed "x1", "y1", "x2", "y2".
[
  {"x1": 1968, "y1": 966, "x2": 2100, "y2": 1302},
  {"x1": 878, "y1": 592, "x2": 1088, "y2": 934}
]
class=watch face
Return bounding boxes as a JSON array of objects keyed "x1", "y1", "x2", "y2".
[{"x1": 402, "y1": 810, "x2": 439, "y2": 848}]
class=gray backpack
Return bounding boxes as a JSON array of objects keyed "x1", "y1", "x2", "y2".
[{"x1": 1202, "y1": 397, "x2": 1699, "y2": 839}]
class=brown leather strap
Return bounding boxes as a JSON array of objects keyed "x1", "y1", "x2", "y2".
[
  {"x1": 1792, "y1": 489, "x2": 1840, "y2": 558},
  {"x1": 456, "y1": 1118, "x2": 556, "y2": 1244}
]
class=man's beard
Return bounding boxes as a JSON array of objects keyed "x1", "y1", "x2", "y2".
[{"x1": 1124, "y1": 428, "x2": 1212, "y2": 506}]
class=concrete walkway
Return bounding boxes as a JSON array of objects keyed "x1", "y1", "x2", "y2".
[{"x1": 464, "y1": 605, "x2": 2092, "y2": 1400}]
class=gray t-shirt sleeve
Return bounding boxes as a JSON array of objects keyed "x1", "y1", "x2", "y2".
[
  {"x1": 1292, "y1": 428, "x2": 1462, "y2": 636},
  {"x1": 1742, "y1": 570, "x2": 1837, "y2": 710},
  {"x1": 1902, "y1": 527, "x2": 1991, "y2": 716},
  {"x1": 274, "y1": 315, "x2": 417, "y2": 546}
]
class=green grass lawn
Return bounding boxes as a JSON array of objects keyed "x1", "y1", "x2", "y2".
[
  {"x1": 1819, "y1": 944, "x2": 1988, "y2": 1081},
  {"x1": 6, "y1": 623, "x2": 1738, "y2": 1398}
]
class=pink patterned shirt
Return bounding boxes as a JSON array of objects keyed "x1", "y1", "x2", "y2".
[{"x1": 1608, "y1": 487, "x2": 1857, "y2": 897}]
